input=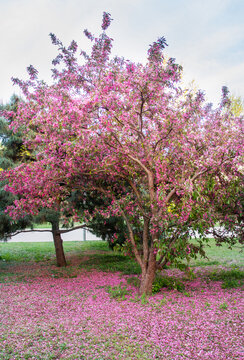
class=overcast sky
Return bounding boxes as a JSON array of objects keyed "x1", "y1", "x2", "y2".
[{"x1": 1, "y1": 0, "x2": 243, "y2": 105}]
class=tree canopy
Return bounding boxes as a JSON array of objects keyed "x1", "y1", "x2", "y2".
[{"x1": 1, "y1": 12, "x2": 243, "y2": 293}]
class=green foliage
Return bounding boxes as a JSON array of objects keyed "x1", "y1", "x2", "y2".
[
  {"x1": 230, "y1": 95, "x2": 244, "y2": 117},
  {"x1": 152, "y1": 275, "x2": 185, "y2": 294},
  {"x1": 126, "y1": 276, "x2": 141, "y2": 287},
  {"x1": 221, "y1": 279, "x2": 242, "y2": 289},
  {"x1": 89, "y1": 214, "x2": 128, "y2": 250},
  {"x1": 0, "y1": 95, "x2": 33, "y2": 164},
  {"x1": 68, "y1": 190, "x2": 128, "y2": 249},
  {"x1": 219, "y1": 302, "x2": 228, "y2": 310},
  {"x1": 0, "y1": 184, "x2": 33, "y2": 240},
  {"x1": 140, "y1": 293, "x2": 149, "y2": 305},
  {"x1": 208, "y1": 268, "x2": 244, "y2": 289},
  {"x1": 0, "y1": 272, "x2": 25, "y2": 283},
  {"x1": 33, "y1": 208, "x2": 60, "y2": 229},
  {"x1": 208, "y1": 268, "x2": 244, "y2": 280},
  {"x1": 106, "y1": 283, "x2": 130, "y2": 300},
  {"x1": 0, "y1": 95, "x2": 35, "y2": 240},
  {"x1": 208, "y1": 174, "x2": 244, "y2": 247}
]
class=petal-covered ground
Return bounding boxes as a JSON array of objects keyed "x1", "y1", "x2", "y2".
[{"x1": 0, "y1": 269, "x2": 243, "y2": 360}]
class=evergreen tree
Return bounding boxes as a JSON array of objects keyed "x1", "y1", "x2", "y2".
[
  {"x1": 0, "y1": 96, "x2": 67, "y2": 265},
  {"x1": 0, "y1": 95, "x2": 33, "y2": 240}
]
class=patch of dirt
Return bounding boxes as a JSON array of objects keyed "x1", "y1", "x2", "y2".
[{"x1": 0, "y1": 250, "x2": 109, "y2": 280}]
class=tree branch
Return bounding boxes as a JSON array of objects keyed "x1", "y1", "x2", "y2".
[
  {"x1": 153, "y1": 127, "x2": 173, "y2": 151},
  {"x1": 156, "y1": 257, "x2": 169, "y2": 270},
  {"x1": 191, "y1": 168, "x2": 210, "y2": 182},
  {"x1": 139, "y1": 92, "x2": 145, "y2": 134},
  {"x1": 58, "y1": 224, "x2": 87, "y2": 234},
  {"x1": 125, "y1": 153, "x2": 147, "y2": 171},
  {"x1": 127, "y1": 154, "x2": 156, "y2": 203},
  {"x1": 128, "y1": 179, "x2": 150, "y2": 219},
  {"x1": 5, "y1": 228, "x2": 53, "y2": 237},
  {"x1": 5, "y1": 225, "x2": 89, "y2": 237},
  {"x1": 119, "y1": 207, "x2": 143, "y2": 268},
  {"x1": 158, "y1": 188, "x2": 176, "y2": 217}
]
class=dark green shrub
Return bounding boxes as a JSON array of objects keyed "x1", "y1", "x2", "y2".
[
  {"x1": 209, "y1": 268, "x2": 244, "y2": 281},
  {"x1": 152, "y1": 275, "x2": 185, "y2": 294},
  {"x1": 209, "y1": 268, "x2": 244, "y2": 289},
  {"x1": 221, "y1": 278, "x2": 243, "y2": 289}
]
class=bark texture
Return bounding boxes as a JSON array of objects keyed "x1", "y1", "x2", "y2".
[
  {"x1": 51, "y1": 221, "x2": 67, "y2": 267},
  {"x1": 139, "y1": 249, "x2": 157, "y2": 295}
]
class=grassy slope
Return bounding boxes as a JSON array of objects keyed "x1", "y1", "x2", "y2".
[
  {"x1": 189, "y1": 239, "x2": 243, "y2": 267},
  {"x1": 0, "y1": 239, "x2": 243, "y2": 277}
]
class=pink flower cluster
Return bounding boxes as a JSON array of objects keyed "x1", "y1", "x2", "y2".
[{"x1": 101, "y1": 12, "x2": 112, "y2": 30}]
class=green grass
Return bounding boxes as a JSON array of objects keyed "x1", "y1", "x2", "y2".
[
  {"x1": 0, "y1": 271, "x2": 35, "y2": 283},
  {"x1": 106, "y1": 283, "x2": 131, "y2": 299},
  {"x1": 208, "y1": 268, "x2": 244, "y2": 289},
  {"x1": 0, "y1": 238, "x2": 243, "y2": 269},
  {"x1": 188, "y1": 238, "x2": 243, "y2": 267},
  {"x1": 32, "y1": 222, "x2": 52, "y2": 229},
  {"x1": 0, "y1": 239, "x2": 243, "y2": 283},
  {"x1": 0, "y1": 241, "x2": 113, "y2": 283},
  {"x1": 31, "y1": 222, "x2": 83, "y2": 229},
  {"x1": 1, "y1": 237, "x2": 242, "y2": 266},
  {"x1": 79, "y1": 253, "x2": 141, "y2": 274},
  {"x1": 0, "y1": 241, "x2": 109, "y2": 263},
  {"x1": 0, "y1": 242, "x2": 56, "y2": 262}
]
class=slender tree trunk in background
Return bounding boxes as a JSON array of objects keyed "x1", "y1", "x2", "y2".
[{"x1": 51, "y1": 220, "x2": 67, "y2": 267}]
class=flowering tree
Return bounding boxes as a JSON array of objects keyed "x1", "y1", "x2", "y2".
[
  {"x1": 0, "y1": 96, "x2": 84, "y2": 267},
  {"x1": 1, "y1": 13, "x2": 243, "y2": 294}
]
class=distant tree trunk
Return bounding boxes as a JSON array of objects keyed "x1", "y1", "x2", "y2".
[{"x1": 51, "y1": 220, "x2": 66, "y2": 267}]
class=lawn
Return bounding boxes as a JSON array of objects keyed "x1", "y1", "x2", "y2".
[{"x1": 0, "y1": 240, "x2": 243, "y2": 359}]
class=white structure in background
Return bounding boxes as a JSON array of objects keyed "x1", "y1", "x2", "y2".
[
  {"x1": 7, "y1": 228, "x2": 101, "y2": 242},
  {"x1": 5, "y1": 227, "x2": 235, "y2": 243}
]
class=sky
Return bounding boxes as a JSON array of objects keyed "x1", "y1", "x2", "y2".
[{"x1": 0, "y1": 0, "x2": 243, "y2": 105}]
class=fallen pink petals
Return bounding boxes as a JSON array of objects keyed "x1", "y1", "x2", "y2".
[{"x1": 0, "y1": 270, "x2": 243, "y2": 359}]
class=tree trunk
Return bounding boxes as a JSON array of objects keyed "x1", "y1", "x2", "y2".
[
  {"x1": 139, "y1": 249, "x2": 157, "y2": 295},
  {"x1": 51, "y1": 221, "x2": 67, "y2": 267}
]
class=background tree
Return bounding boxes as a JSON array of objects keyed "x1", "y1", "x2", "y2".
[
  {"x1": 0, "y1": 96, "x2": 67, "y2": 266},
  {"x1": 68, "y1": 189, "x2": 128, "y2": 249},
  {"x1": 0, "y1": 97, "x2": 126, "y2": 265},
  {"x1": 212, "y1": 94, "x2": 244, "y2": 245},
  {"x1": 2, "y1": 13, "x2": 243, "y2": 294},
  {"x1": 230, "y1": 95, "x2": 244, "y2": 117},
  {"x1": 0, "y1": 95, "x2": 33, "y2": 239}
]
